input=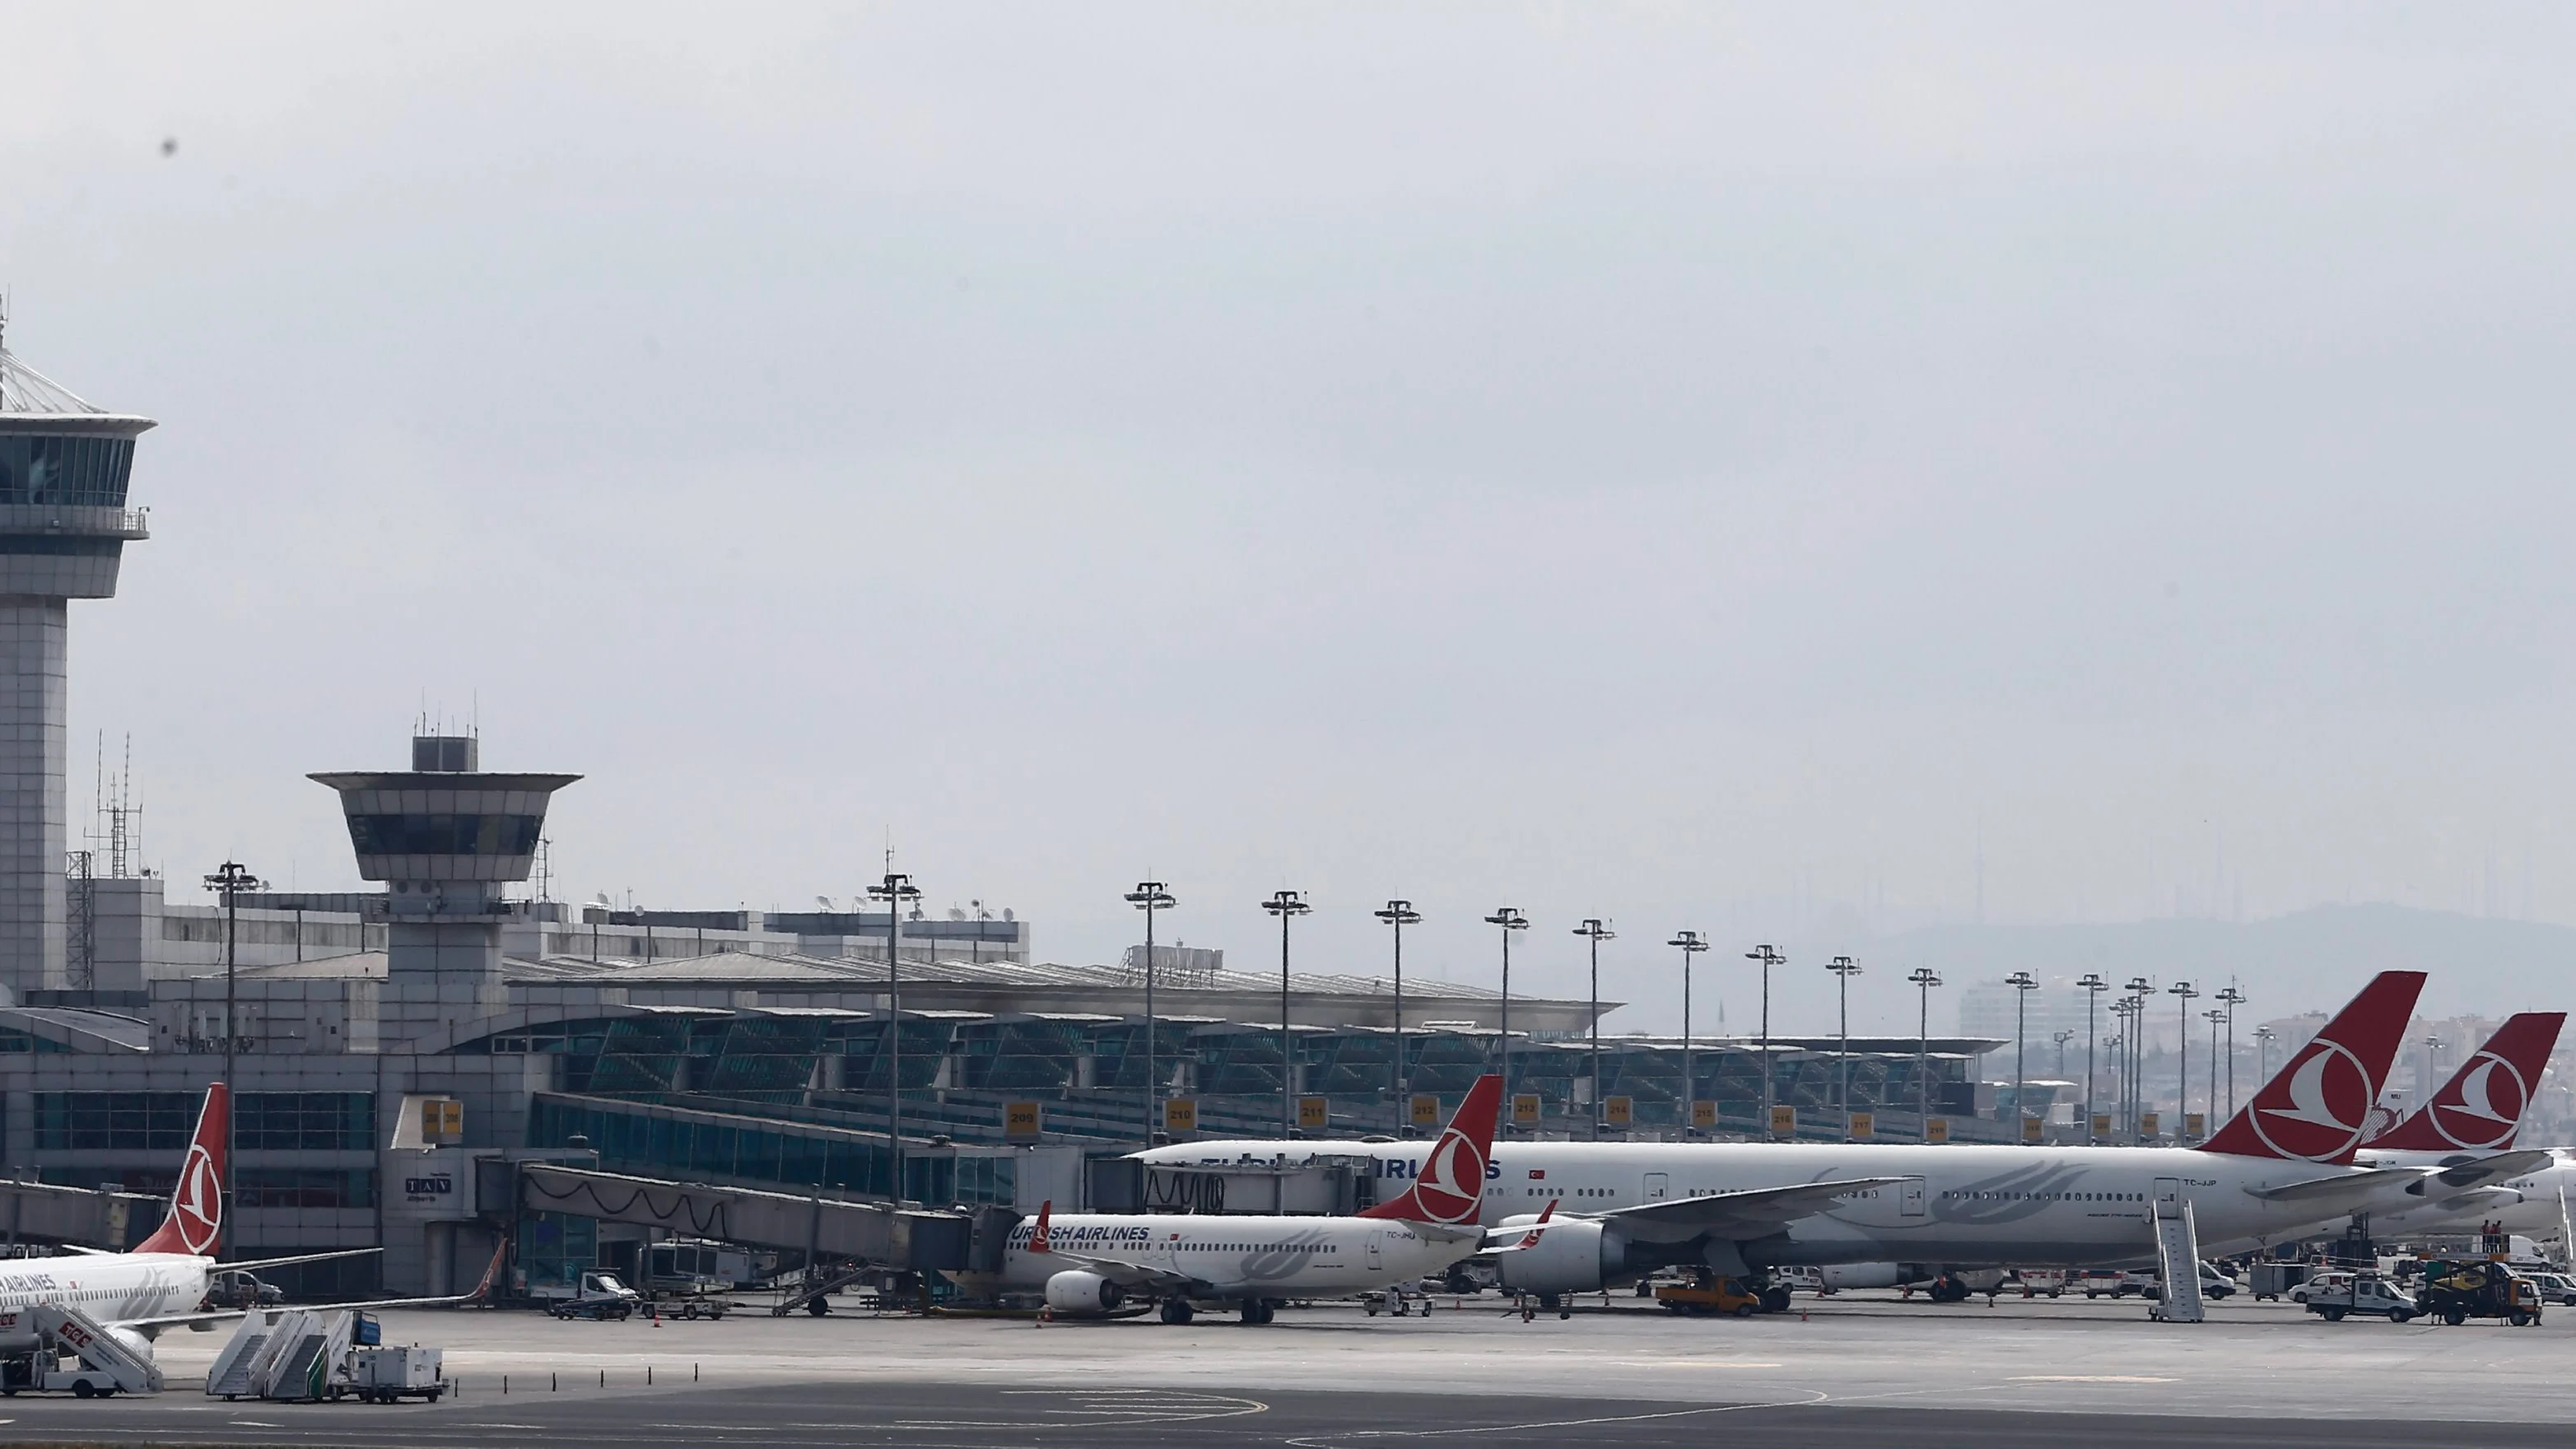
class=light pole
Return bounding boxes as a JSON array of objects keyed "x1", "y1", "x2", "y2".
[
  {"x1": 2168, "y1": 980, "x2": 2199, "y2": 1142},
  {"x1": 2054, "y1": 1029, "x2": 2075, "y2": 1083},
  {"x1": 1828, "y1": 956, "x2": 1862, "y2": 1140},
  {"x1": 2103, "y1": 1027, "x2": 2126, "y2": 1144},
  {"x1": 1125, "y1": 881, "x2": 1176, "y2": 1144},
  {"x1": 1670, "y1": 931, "x2": 1710, "y2": 1134},
  {"x1": 1485, "y1": 908, "x2": 1530, "y2": 1131},
  {"x1": 204, "y1": 860, "x2": 262, "y2": 1241},
  {"x1": 1573, "y1": 920, "x2": 1615, "y2": 1140},
  {"x1": 2005, "y1": 971, "x2": 2038, "y2": 1139},
  {"x1": 2215, "y1": 986, "x2": 2247, "y2": 1117},
  {"x1": 1747, "y1": 945, "x2": 1785, "y2": 1134},
  {"x1": 2254, "y1": 1025, "x2": 2277, "y2": 1086},
  {"x1": 1263, "y1": 890, "x2": 1312, "y2": 1140},
  {"x1": 2109, "y1": 999, "x2": 2137, "y2": 1141},
  {"x1": 869, "y1": 869, "x2": 920, "y2": 1197},
  {"x1": 1908, "y1": 967, "x2": 1941, "y2": 1135},
  {"x1": 2078, "y1": 973, "x2": 2108, "y2": 1143},
  {"x1": 2204, "y1": 1008, "x2": 2225, "y2": 1130},
  {"x1": 2122, "y1": 977, "x2": 2152, "y2": 1143},
  {"x1": 1376, "y1": 901, "x2": 1423, "y2": 1119}
]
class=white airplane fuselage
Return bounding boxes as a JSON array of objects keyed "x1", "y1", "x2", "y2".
[
  {"x1": 952, "y1": 1213, "x2": 1477, "y2": 1299},
  {"x1": 2354, "y1": 1146, "x2": 2575, "y2": 1238},
  {"x1": 0, "y1": 1254, "x2": 212, "y2": 1353},
  {"x1": 1134, "y1": 1140, "x2": 2427, "y2": 1270}
]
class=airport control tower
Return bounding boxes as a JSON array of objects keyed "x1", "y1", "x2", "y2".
[
  {"x1": 0, "y1": 324, "x2": 153, "y2": 999},
  {"x1": 311, "y1": 734, "x2": 579, "y2": 1027}
]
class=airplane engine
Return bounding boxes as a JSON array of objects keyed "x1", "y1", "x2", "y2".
[
  {"x1": 1043, "y1": 1270, "x2": 1125, "y2": 1316},
  {"x1": 1495, "y1": 1218, "x2": 1619, "y2": 1296},
  {"x1": 107, "y1": 1326, "x2": 156, "y2": 1362}
]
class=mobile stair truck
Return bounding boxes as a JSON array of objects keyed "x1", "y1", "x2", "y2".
[
  {"x1": 207, "y1": 1308, "x2": 449, "y2": 1403},
  {"x1": 2, "y1": 1306, "x2": 165, "y2": 1397},
  {"x1": 2146, "y1": 1188, "x2": 2206, "y2": 1323}
]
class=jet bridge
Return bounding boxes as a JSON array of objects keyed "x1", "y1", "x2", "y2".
[{"x1": 0, "y1": 1178, "x2": 159, "y2": 1250}]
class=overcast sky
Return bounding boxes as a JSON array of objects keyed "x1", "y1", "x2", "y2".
[{"x1": 7, "y1": 6, "x2": 2573, "y2": 1033}]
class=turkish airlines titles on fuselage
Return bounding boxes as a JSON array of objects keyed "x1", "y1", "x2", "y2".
[{"x1": 0, "y1": 1261, "x2": 203, "y2": 1349}]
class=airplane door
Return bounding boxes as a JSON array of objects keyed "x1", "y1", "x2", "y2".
[
  {"x1": 1366, "y1": 1233, "x2": 1382, "y2": 1270},
  {"x1": 1901, "y1": 1179, "x2": 1926, "y2": 1217},
  {"x1": 1644, "y1": 1173, "x2": 1670, "y2": 1203},
  {"x1": 2153, "y1": 1176, "x2": 2182, "y2": 1211}
]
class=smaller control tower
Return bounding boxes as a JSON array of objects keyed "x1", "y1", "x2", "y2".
[
  {"x1": 0, "y1": 319, "x2": 153, "y2": 999},
  {"x1": 311, "y1": 734, "x2": 578, "y2": 1028}
]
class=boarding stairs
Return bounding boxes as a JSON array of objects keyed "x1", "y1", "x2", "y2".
[
  {"x1": 772, "y1": 1261, "x2": 879, "y2": 1316},
  {"x1": 31, "y1": 1305, "x2": 163, "y2": 1395},
  {"x1": 207, "y1": 1309, "x2": 294, "y2": 1400},
  {"x1": 2147, "y1": 1183, "x2": 2204, "y2": 1324},
  {"x1": 205, "y1": 1308, "x2": 359, "y2": 1401}
]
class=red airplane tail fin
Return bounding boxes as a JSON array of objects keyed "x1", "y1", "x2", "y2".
[
  {"x1": 134, "y1": 1082, "x2": 227, "y2": 1256},
  {"x1": 2368, "y1": 1011, "x2": 2565, "y2": 1153},
  {"x1": 1029, "y1": 1199, "x2": 1053, "y2": 1255},
  {"x1": 2198, "y1": 972, "x2": 2425, "y2": 1165},
  {"x1": 1360, "y1": 1074, "x2": 1500, "y2": 1225}
]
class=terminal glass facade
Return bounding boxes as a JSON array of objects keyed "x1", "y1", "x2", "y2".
[
  {"x1": 34, "y1": 1091, "x2": 375, "y2": 1151},
  {"x1": 529, "y1": 1094, "x2": 990, "y2": 1206},
  {"x1": 237, "y1": 1167, "x2": 377, "y2": 1209}
]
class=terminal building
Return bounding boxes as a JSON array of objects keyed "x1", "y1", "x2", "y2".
[
  {"x1": 0, "y1": 326, "x2": 1997, "y2": 1299},
  {"x1": 0, "y1": 729, "x2": 1999, "y2": 1301}
]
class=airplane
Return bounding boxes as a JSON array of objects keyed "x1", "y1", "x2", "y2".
[
  {"x1": 2345, "y1": 1011, "x2": 2568, "y2": 1237},
  {"x1": 948, "y1": 1074, "x2": 1543, "y2": 1324},
  {"x1": 0, "y1": 1083, "x2": 497, "y2": 1395},
  {"x1": 1133, "y1": 971, "x2": 2524, "y2": 1306}
]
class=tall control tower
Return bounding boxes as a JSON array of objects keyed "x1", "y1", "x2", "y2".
[{"x1": 0, "y1": 322, "x2": 152, "y2": 999}]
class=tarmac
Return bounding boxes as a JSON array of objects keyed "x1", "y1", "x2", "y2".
[{"x1": 4, "y1": 1290, "x2": 2569, "y2": 1447}]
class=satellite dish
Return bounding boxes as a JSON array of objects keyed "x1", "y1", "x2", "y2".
[
  {"x1": 816, "y1": 896, "x2": 838, "y2": 911},
  {"x1": 591, "y1": 892, "x2": 613, "y2": 908},
  {"x1": 948, "y1": 906, "x2": 967, "y2": 921},
  {"x1": 1003, "y1": 907, "x2": 1015, "y2": 922}
]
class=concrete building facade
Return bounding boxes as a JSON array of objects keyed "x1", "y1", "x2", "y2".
[{"x1": 0, "y1": 337, "x2": 151, "y2": 999}]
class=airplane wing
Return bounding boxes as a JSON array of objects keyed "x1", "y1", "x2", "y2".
[
  {"x1": 1030, "y1": 1247, "x2": 1204, "y2": 1296},
  {"x1": 2241, "y1": 1166, "x2": 2429, "y2": 1208},
  {"x1": 223, "y1": 1248, "x2": 382, "y2": 1273},
  {"x1": 1558, "y1": 1177, "x2": 1912, "y2": 1245},
  {"x1": 119, "y1": 1241, "x2": 504, "y2": 1340},
  {"x1": 2431, "y1": 1149, "x2": 2554, "y2": 1192}
]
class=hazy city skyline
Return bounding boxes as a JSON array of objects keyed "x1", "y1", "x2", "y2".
[{"x1": 7, "y1": 7, "x2": 2573, "y2": 1033}]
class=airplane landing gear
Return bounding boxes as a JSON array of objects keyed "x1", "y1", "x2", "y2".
[
  {"x1": 1239, "y1": 1298, "x2": 1274, "y2": 1325},
  {"x1": 1926, "y1": 1274, "x2": 1972, "y2": 1304},
  {"x1": 1160, "y1": 1297, "x2": 1195, "y2": 1326}
]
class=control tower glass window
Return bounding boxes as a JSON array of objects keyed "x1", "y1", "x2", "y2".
[
  {"x1": 345, "y1": 813, "x2": 545, "y2": 856},
  {"x1": 0, "y1": 435, "x2": 136, "y2": 507}
]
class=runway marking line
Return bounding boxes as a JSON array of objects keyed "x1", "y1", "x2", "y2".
[
  {"x1": 1281, "y1": 1391, "x2": 1832, "y2": 1443},
  {"x1": 2009, "y1": 1375, "x2": 2178, "y2": 1384},
  {"x1": 1608, "y1": 1360, "x2": 1782, "y2": 1369}
]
